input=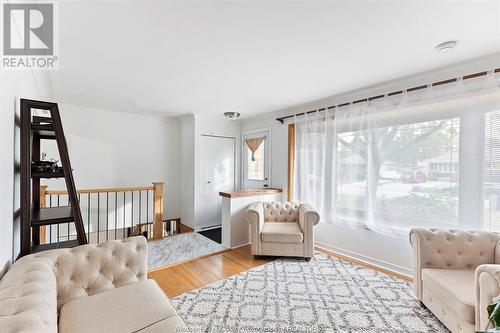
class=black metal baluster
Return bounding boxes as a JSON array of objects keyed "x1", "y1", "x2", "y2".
[
  {"x1": 67, "y1": 193, "x2": 70, "y2": 241},
  {"x1": 139, "y1": 191, "x2": 142, "y2": 236},
  {"x1": 123, "y1": 192, "x2": 126, "y2": 239},
  {"x1": 57, "y1": 195, "x2": 60, "y2": 243},
  {"x1": 87, "y1": 193, "x2": 91, "y2": 243},
  {"x1": 131, "y1": 191, "x2": 134, "y2": 234},
  {"x1": 106, "y1": 192, "x2": 109, "y2": 241},
  {"x1": 153, "y1": 190, "x2": 156, "y2": 238},
  {"x1": 75, "y1": 194, "x2": 81, "y2": 241},
  {"x1": 49, "y1": 195, "x2": 52, "y2": 243},
  {"x1": 114, "y1": 192, "x2": 118, "y2": 240},
  {"x1": 97, "y1": 193, "x2": 100, "y2": 244},
  {"x1": 146, "y1": 190, "x2": 149, "y2": 237}
]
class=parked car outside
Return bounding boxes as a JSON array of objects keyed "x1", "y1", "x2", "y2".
[{"x1": 401, "y1": 169, "x2": 427, "y2": 183}]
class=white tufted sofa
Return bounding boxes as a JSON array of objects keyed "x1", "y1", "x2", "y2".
[
  {"x1": 245, "y1": 202, "x2": 319, "y2": 259},
  {"x1": 0, "y1": 236, "x2": 187, "y2": 333},
  {"x1": 410, "y1": 228, "x2": 500, "y2": 333}
]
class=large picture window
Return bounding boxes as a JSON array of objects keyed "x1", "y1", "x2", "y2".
[{"x1": 291, "y1": 72, "x2": 500, "y2": 236}]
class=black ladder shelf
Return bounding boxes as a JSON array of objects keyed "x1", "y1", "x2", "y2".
[{"x1": 20, "y1": 99, "x2": 87, "y2": 257}]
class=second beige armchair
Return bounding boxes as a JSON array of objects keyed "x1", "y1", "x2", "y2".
[
  {"x1": 244, "y1": 202, "x2": 319, "y2": 259},
  {"x1": 410, "y1": 228, "x2": 500, "y2": 333}
]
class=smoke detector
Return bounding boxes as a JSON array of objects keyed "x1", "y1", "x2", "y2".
[
  {"x1": 224, "y1": 112, "x2": 241, "y2": 120},
  {"x1": 435, "y1": 40, "x2": 458, "y2": 54}
]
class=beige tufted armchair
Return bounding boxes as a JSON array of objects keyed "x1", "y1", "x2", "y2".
[
  {"x1": 245, "y1": 202, "x2": 320, "y2": 259},
  {"x1": 410, "y1": 228, "x2": 500, "y2": 333}
]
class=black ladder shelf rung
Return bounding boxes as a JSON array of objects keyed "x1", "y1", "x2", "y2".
[
  {"x1": 31, "y1": 170, "x2": 65, "y2": 179},
  {"x1": 32, "y1": 115, "x2": 53, "y2": 124},
  {"x1": 31, "y1": 122, "x2": 56, "y2": 139},
  {"x1": 31, "y1": 207, "x2": 74, "y2": 227},
  {"x1": 32, "y1": 240, "x2": 79, "y2": 254}
]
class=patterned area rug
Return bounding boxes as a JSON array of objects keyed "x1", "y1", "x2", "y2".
[
  {"x1": 148, "y1": 232, "x2": 225, "y2": 270},
  {"x1": 171, "y1": 253, "x2": 448, "y2": 332}
]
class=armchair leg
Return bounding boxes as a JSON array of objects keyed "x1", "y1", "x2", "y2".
[{"x1": 305, "y1": 257, "x2": 312, "y2": 261}]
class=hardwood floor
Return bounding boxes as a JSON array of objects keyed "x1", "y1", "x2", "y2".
[
  {"x1": 149, "y1": 244, "x2": 412, "y2": 299},
  {"x1": 148, "y1": 245, "x2": 273, "y2": 298}
]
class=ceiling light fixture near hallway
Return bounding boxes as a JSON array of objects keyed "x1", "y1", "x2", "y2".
[
  {"x1": 435, "y1": 40, "x2": 458, "y2": 54},
  {"x1": 224, "y1": 112, "x2": 241, "y2": 120}
]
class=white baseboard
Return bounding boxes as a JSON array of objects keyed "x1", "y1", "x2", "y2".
[
  {"x1": 315, "y1": 241, "x2": 413, "y2": 278},
  {"x1": 231, "y1": 242, "x2": 250, "y2": 250}
]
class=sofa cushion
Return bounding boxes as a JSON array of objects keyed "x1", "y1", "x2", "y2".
[
  {"x1": 261, "y1": 222, "x2": 303, "y2": 243},
  {"x1": 59, "y1": 279, "x2": 186, "y2": 333},
  {"x1": 422, "y1": 268, "x2": 475, "y2": 323},
  {"x1": 0, "y1": 260, "x2": 58, "y2": 333}
]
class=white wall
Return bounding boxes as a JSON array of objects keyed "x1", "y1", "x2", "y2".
[
  {"x1": 0, "y1": 70, "x2": 54, "y2": 276},
  {"x1": 42, "y1": 104, "x2": 182, "y2": 219},
  {"x1": 240, "y1": 54, "x2": 500, "y2": 276}
]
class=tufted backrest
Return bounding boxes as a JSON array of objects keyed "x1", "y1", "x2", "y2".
[
  {"x1": 263, "y1": 202, "x2": 299, "y2": 223},
  {"x1": 16, "y1": 236, "x2": 147, "y2": 311},
  {"x1": 410, "y1": 228, "x2": 500, "y2": 270},
  {"x1": 0, "y1": 259, "x2": 58, "y2": 333}
]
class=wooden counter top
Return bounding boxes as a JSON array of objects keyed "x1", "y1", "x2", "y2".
[{"x1": 219, "y1": 188, "x2": 283, "y2": 198}]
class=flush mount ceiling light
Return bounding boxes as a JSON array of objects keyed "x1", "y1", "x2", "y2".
[
  {"x1": 224, "y1": 112, "x2": 241, "y2": 120},
  {"x1": 435, "y1": 40, "x2": 458, "y2": 54}
]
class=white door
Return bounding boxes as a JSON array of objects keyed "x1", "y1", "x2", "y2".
[
  {"x1": 198, "y1": 135, "x2": 235, "y2": 229},
  {"x1": 243, "y1": 131, "x2": 270, "y2": 189}
]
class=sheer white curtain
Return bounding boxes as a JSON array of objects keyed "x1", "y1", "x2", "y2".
[{"x1": 293, "y1": 71, "x2": 500, "y2": 237}]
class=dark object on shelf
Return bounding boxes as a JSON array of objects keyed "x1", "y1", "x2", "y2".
[
  {"x1": 31, "y1": 160, "x2": 63, "y2": 173},
  {"x1": 31, "y1": 160, "x2": 64, "y2": 179},
  {"x1": 198, "y1": 227, "x2": 222, "y2": 244},
  {"x1": 20, "y1": 99, "x2": 87, "y2": 257}
]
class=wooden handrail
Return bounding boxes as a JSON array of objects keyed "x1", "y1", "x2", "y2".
[{"x1": 45, "y1": 185, "x2": 155, "y2": 195}]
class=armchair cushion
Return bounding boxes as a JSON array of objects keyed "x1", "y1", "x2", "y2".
[
  {"x1": 422, "y1": 268, "x2": 475, "y2": 323},
  {"x1": 261, "y1": 222, "x2": 303, "y2": 244}
]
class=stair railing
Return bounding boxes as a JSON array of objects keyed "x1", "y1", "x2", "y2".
[{"x1": 39, "y1": 182, "x2": 164, "y2": 245}]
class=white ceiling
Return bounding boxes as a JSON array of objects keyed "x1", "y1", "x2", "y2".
[{"x1": 51, "y1": 0, "x2": 500, "y2": 117}]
